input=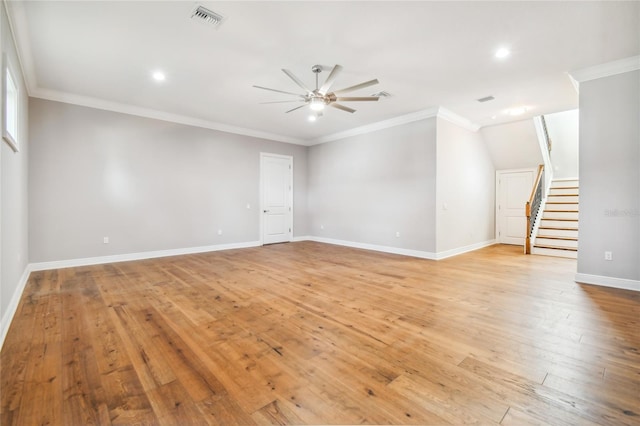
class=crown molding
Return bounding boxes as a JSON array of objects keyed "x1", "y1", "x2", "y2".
[
  {"x1": 309, "y1": 106, "x2": 480, "y2": 145},
  {"x1": 569, "y1": 55, "x2": 640, "y2": 84},
  {"x1": 32, "y1": 88, "x2": 306, "y2": 146},
  {"x1": 309, "y1": 107, "x2": 441, "y2": 145},
  {"x1": 436, "y1": 107, "x2": 481, "y2": 132}
]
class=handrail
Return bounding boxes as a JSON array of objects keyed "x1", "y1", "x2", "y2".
[
  {"x1": 541, "y1": 115, "x2": 552, "y2": 153},
  {"x1": 525, "y1": 164, "x2": 545, "y2": 254}
]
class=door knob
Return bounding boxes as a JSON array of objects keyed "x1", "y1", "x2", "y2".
[{"x1": 263, "y1": 210, "x2": 270, "y2": 213}]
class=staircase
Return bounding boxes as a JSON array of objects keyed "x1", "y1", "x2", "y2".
[{"x1": 532, "y1": 179, "x2": 579, "y2": 259}]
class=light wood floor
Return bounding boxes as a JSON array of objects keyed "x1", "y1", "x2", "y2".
[{"x1": 1, "y1": 242, "x2": 639, "y2": 425}]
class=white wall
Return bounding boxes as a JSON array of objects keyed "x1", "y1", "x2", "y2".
[
  {"x1": 1, "y1": 2, "x2": 29, "y2": 341},
  {"x1": 481, "y1": 119, "x2": 543, "y2": 170},
  {"x1": 29, "y1": 99, "x2": 308, "y2": 263},
  {"x1": 307, "y1": 118, "x2": 438, "y2": 253},
  {"x1": 577, "y1": 70, "x2": 639, "y2": 287},
  {"x1": 546, "y1": 109, "x2": 579, "y2": 179},
  {"x1": 436, "y1": 117, "x2": 495, "y2": 253}
]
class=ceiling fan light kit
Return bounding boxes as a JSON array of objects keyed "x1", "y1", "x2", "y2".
[{"x1": 254, "y1": 64, "x2": 381, "y2": 119}]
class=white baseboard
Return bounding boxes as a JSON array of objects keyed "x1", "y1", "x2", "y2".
[
  {"x1": 575, "y1": 273, "x2": 640, "y2": 292},
  {"x1": 295, "y1": 236, "x2": 496, "y2": 260},
  {"x1": 300, "y1": 236, "x2": 437, "y2": 259},
  {"x1": 435, "y1": 239, "x2": 497, "y2": 260},
  {"x1": 1, "y1": 265, "x2": 32, "y2": 350},
  {"x1": 29, "y1": 240, "x2": 262, "y2": 272}
]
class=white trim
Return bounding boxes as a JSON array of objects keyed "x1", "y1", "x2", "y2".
[
  {"x1": 0, "y1": 265, "x2": 31, "y2": 350},
  {"x1": 575, "y1": 273, "x2": 639, "y2": 292},
  {"x1": 292, "y1": 235, "x2": 312, "y2": 242},
  {"x1": 309, "y1": 106, "x2": 481, "y2": 145},
  {"x1": 32, "y1": 88, "x2": 306, "y2": 146},
  {"x1": 298, "y1": 236, "x2": 495, "y2": 260},
  {"x1": 3, "y1": 1, "x2": 35, "y2": 96},
  {"x1": 532, "y1": 116, "x2": 554, "y2": 197},
  {"x1": 29, "y1": 241, "x2": 261, "y2": 272},
  {"x1": 569, "y1": 55, "x2": 640, "y2": 84},
  {"x1": 435, "y1": 239, "x2": 496, "y2": 260},
  {"x1": 304, "y1": 236, "x2": 437, "y2": 259},
  {"x1": 553, "y1": 177, "x2": 579, "y2": 182},
  {"x1": 310, "y1": 107, "x2": 440, "y2": 145},
  {"x1": 437, "y1": 107, "x2": 481, "y2": 132}
]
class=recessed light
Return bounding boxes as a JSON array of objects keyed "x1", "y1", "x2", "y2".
[
  {"x1": 507, "y1": 106, "x2": 528, "y2": 116},
  {"x1": 152, "y1": 71, "x2": 166, "y2": 82},
  {"x1": 491, "y1": 115, "x2": 497, "y2": 120},
  {"x1": 495, "y1": 47, "x2": 510, "y2": 59},
  {"x1": 308, "y1": 115, "x2": 317, "y2": 122}
]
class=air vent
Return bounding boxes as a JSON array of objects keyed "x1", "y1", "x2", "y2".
[
  {"x1": 371, "y1": 91, "x2": 392, "y2": 98},
  {"x1": 191, "y1": 5, "x2": 225, "y2": 27},
  {"x1": 477, "y1": 95, "x2": 495, "y2": 103}
]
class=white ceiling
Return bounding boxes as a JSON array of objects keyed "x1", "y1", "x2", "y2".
[{"x1": 7, "y1": 1, "x2": 639, "y2": 145}]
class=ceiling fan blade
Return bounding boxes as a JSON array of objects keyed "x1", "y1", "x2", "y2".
[
  {"x1": 330, "y1": 103, "x2": 356, "y2": 113},
  {"x1": 260, "y1": 99, "x2": 305, "y2": 104},
  {"x1": 286, "y1": 104, "x2": 308, "y2": 113},
  {"x1": 282, "y1": 69, "x2": 312, "y2": 94},
  {"x1": 332, "y1": 79, "x2": 379, "y2": 95},
  {"x1": 253, "y1": 85, "x2": 305, "y2": 98},
  {"x1": 319, "y1": 64, "x2": 343, "y2": 94},
  {"x1": 336, "y1": 96, "x2": 379, "y2": 102}
]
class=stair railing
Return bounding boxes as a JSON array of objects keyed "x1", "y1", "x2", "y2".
[
  {"x1": 525, "y1": 164, "x2": 545, "y2": 254},
  {"x1": 541, "y1": 115, "x2": 552, "y2": 153}
]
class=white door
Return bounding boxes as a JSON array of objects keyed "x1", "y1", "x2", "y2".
[
  {"x1": 496, "y1": 169, "x2": 535, "y2": 245},
  {"x1": 260, "y1": 153, "x2": 293, "y2": 245}
]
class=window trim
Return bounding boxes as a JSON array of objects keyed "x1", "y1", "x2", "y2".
[{"x1": 2, "y1": 54, "x2": 19, "y2": 152}]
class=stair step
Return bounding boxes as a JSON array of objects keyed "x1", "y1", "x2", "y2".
[
  {"x1": 535, "y1": 238, "x2": 578, "y2": 248},
  {"x1": 537, "y1": 235, "x2": 578, "y2": 241},
  {"x1": 547, "y1": 195, "x2": 579, "y2": 203},
  {"x1": 537, "y1": 228, "x2": 578, "y2": 238},
  {"x1": 544, "y1": 204, "x2": 579, "y2": 211},
  {"x1": 540, "y1": 219, "x2": 578, "y2": 228},
  {"x1": 534, "y1": 244, "x2": 578, "y2": 251},
  {"x1": 548, "y1": 188, "x2": 579, "y2": 196},
  {"x1": 542, "y1": 211, "x2": 579, "y2": 220},
  {"x1": 532, "y1": 246, "x2": 578, "y2": 259}
]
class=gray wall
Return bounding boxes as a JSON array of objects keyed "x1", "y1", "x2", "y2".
[
  {"x1": 436, "y1": 117, "x2": 495, "y2": 252},
  {"x1": 1, "y1": 2, "x2": 29, "y2": 329},
  {"x1": 481, "y1": 119, "x2": 543, "y2": 170},
  {"x1": 578, "y1": 70, "x2": 639, "y2": 281},
  {"x1": 29, "y1": 99, "x2": 308, "y2": 262},
  {"x1": 307, "y1": 118, "x2": 437, "y2": 252}
]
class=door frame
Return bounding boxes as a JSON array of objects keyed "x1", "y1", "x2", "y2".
[
  {"x1": 259, "y1": 152, "x2": 293, "y2": 245},
  {"x1": 495, "y1": 167, "x2": 537, "y2": 244}
]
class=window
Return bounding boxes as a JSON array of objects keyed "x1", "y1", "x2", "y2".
[{"x1": 3, "y1": 56, "x2": 19, "y2": 152}]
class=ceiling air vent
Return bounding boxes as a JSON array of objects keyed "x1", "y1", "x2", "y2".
[
  {"x1": 477, "y1": 95, "x2": 495, "y2": 103},
  {"x1": 191, "y1": 5, "x2": 225, "y2": 27}
]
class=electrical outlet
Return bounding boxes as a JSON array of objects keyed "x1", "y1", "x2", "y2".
[
  {"x1": 246, "y1": 203, "x2": 251, "y2": 209},
  {"x1": 604, "y1": 251, "x2": 613, "y2": 261},
  {"x1": 395, "y1": 231, "x2": 400, "y2": 238},
  {"x1": 218, "y1": 229, "x2": 223, "y2": 236},
  {"x1": 103, "y1": 237, "x2": 109, "y2": 244},
  {"x1": 320, "y1": 225, "x2": 324, "y2": 230}
]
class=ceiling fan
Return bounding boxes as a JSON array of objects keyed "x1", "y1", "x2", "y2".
[{"x1": 253, "y1": 64, "x2": 380, "y2": 116}]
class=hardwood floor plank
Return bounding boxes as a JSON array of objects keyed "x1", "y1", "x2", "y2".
[{"x1": 2, "y1": 242, "x2": 639, "y2": 424}]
